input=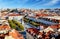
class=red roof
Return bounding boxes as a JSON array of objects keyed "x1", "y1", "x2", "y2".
[
  {"x1": 36, "y1": 13, "x2": 48, "y2": 17},
  {"x1": 27, "y1": 28, "x2": 39, "y2": 34},
  {"x1": 0, "y1": 24, "x2": 11, "y2": 30},
  {"x1": 9, "y1": 29, "x2": 24, "y2": 39},
  {"x1": 50, "y1": 25, "x2": 58, "y2": 29},
  {"x1": 9, "y1": 13, "x2": 20, "y2": 16}
]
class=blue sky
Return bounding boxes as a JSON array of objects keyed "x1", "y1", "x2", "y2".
[{"x1": 0, "y1": 0, "x2": 60, "y2": 9}]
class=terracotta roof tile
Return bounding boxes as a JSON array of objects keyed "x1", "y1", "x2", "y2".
[
  {"x1": 0, "y1": 25, "x2": 11, "y2": 30},
  {"x1": 27, "y1": 28, "x2": 39, "y2": 34},
  {"x1": 9, "y1": 13, "x2": 20, "y2": 16}
]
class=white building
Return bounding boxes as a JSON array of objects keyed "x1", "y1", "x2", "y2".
[
  {"x1": 8, "y1": 13, "x2": 24, "y2": 21},
  {"x1": 0, "y1": 19, "x2": 9, "y2": 26}
]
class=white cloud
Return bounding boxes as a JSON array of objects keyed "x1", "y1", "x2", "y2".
[
  {"x1": 31, "y1": 0, "x2": 45, "y2": 7},
  {"x1": 43, "y1": 0, "x2": 59, "y2": 5},
  {"x1": 31, "y1": 0, "x2": 60, "y2": 7}
]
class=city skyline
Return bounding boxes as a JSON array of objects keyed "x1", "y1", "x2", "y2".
[{"x1": 0, "y1": 0, "x2": 60, "y2": 9}]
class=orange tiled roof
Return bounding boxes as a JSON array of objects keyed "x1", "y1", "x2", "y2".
[
  {"x1": 9, "y1": 29, "x2": 24, "y2": 39},
  {"x1": 9, "y1": 13, "x2": 20, "y2": 16},
  {"x1": 0, "y1": 24, "x2": 11, "y2": 30},
  {"x1": 27, "y1": 28, "x2": 39, "y2": 34},
  {"x1": 0, "y1": 24, "x2": 24, "y2": 39},
  {"x1": 49, "y1": 25, "x2": 58, "y2": 29},
  {"x1": 36, "y1": 13, "x2": 48, "y2": 17}
]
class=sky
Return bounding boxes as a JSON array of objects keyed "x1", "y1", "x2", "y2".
[{"x1": 0, "y1": 0, "x2": 60, "y2": 9}]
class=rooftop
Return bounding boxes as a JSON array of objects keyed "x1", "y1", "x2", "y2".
[
  {"x1": 43, "y1": 16, "x2": 60, "y2": 20},
  {"x1": 8, "y1": 13, "x2": 20, "y2": 16},
  {"x1": 0, "y1": 25, "x2": 24, "y2": 39},
  {"x1": 26, "y1": 16, "x2": 58, "y2": 26}
]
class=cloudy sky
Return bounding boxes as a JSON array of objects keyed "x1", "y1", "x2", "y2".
[{"x1": 0, "y1": 0, "x2": 60, "y2": 9}]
